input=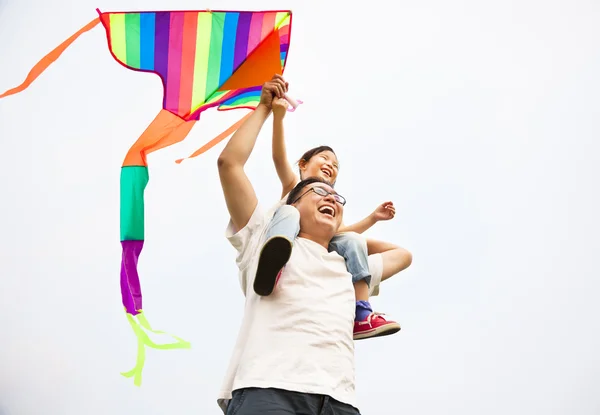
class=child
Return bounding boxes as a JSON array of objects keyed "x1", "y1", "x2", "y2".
[{"x1": 255, "y1": 94, "x2": 412, "y2": 340}]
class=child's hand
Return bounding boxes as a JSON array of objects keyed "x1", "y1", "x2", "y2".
[
  {"x1": 272, "y1": 97, "x2": 288, "y2": 120},
  {"x1": 259, "y1": 75, "x2": 288, "y2": 108},
  {"x1": 372, "y1": 201, "x2": 396, "y2": 221}
]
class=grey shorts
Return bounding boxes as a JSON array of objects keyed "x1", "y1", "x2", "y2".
[{"x1": 226, "y1": 387, "x2": 361, "y2": 415}]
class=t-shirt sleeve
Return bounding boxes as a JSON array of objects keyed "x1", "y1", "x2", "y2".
[
  {"x1": 367, "y1": 253, "x2": 383, "y2": 297},
  {"x1": 225, "y1": 203, "x2": 267, "y2": 272}
]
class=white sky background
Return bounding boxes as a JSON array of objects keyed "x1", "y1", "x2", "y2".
[{"x1": 1, "y1": 0, "x2": 599, "y2": 414}]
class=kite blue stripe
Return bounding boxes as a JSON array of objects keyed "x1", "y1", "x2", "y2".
[
  {"x1": 219, "y1": 12, "x2": 239, "y2": 86},
  {"x1": 140, "y1": 13, "x2": 156, "y2": 70}
]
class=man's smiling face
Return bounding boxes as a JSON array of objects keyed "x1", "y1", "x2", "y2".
[{"x1": 291, "y1": 181, "x2": 344, "y2": 238}]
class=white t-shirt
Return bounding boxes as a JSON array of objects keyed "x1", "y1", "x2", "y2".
[{"x1": 217, "y1": 200, "x2": 384, "y2": 413}]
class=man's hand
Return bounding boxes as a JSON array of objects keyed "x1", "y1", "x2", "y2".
[
  {"x1": 371, "y1": 201, "x2": 396, "y2": 222},
  {"x1": 259, "y1": 74, "x2": 289, "y2": 109},
  {"x1": 272, "y1": 97, "x2": 288, "y2": 120}
]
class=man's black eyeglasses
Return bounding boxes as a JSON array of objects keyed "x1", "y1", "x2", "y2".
[{"x1": 291, "y1": 185, "x2": 346, "y2": 206}]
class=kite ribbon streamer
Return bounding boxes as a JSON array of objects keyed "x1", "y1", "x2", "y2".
[
  {"x1": 283, "y1": 94, "x2": 303, "y2": 112},
  {"x1": 121, "y1": 311, "x2": 190, "y2": 387},
  {"x1": 123, "y1": 109, "x2": 197, "y2": 166},
  {"x1": 0, "y1": 17, "x2": 100, "y2": 98},
  {"x1": 175, "y1": 112, "x2": 252, "y2": 163}
]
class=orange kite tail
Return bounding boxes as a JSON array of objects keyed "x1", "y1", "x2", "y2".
[
  {"x1": 124, "y1": 110, "x2": 197, "y2": 167},
  {"x1": 0, "y1": 17, "x2": 101, "y2": 99}
]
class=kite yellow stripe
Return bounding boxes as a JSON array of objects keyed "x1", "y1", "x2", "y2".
[
  {"x1": 275, "y1": 12, "x2": 290, "y2": 29},
  {"x1": 109, "y1": 14, "x2": 127, "y2": 64},
  {"x1": 190, "y1": 13, "x2": 213, "y2": 112}
]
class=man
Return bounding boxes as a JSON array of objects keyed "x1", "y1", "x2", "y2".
[{"x1": 216, "y1": 75, "x2": 411, "y2": 414}]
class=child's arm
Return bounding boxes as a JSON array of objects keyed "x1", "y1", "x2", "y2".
[
  {"x1": 338, "y1": 201, "x2": 395, "y2": 234},
  {"x1": 342, "y1": 201, "x2": 411, "y2": 280},
  {"x1": 272, "y1": 98, "x2": 298, "y2": 199},
  {"x1": 367, "y1": 239, "x2": 413, "y2": 281}
]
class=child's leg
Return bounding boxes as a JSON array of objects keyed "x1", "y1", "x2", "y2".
[
  {"x1": 329, "y1": 232, "x2": 372, "y2": 288},
  {"x1": 329, "y1": 232, "x2": 401, "y2": 340},
  {"x1": 254, "y1": 205, "x2": 300, "y2": 296}
]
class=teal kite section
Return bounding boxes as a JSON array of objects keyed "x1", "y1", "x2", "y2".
[{"x1": 120, "y1": 166, "x2": 149, "y2": 241}]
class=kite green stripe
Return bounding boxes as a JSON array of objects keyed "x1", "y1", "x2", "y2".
[
  {"x1": 206, "y1": 90, "x2": 228, "y2": 105},
  {"x1": 227, "y1": 96, "x2": 259, "y2": 106},
  {"x1": 120, "y1": 166, "x2": 148, "y2": 241},
  {"x1": 125, "y1": 13, "x2": 141, "y2": 68},
  {"x1": 205, "y1": 12, "x2": 225, "y2": 101}
]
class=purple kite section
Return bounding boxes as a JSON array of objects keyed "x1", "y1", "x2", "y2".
[{"x1": 121, "y1": 240, "x2": 144, "y2": 315}]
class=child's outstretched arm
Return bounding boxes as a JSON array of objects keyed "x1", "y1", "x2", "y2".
[
  {"x1": 338, "y1": 201, "x2": 395, "y2": 234},
  {"x1": 366, "y1": 239, "x2": 413, "y2": 281},
  {"x1": 338, "y1": 201, "x2": 410, "y2": 278},
  {"x1": 272, "y1": 97, "x2": 298, "y2": 199}
]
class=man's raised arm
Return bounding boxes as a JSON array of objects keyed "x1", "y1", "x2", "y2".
[{"x1": 217, "y1": 75, "x2": 288, "y2": 231}]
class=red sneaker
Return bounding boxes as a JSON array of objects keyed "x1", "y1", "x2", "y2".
[
  {"x1": 354, "y1": 312, "x2": 401, "y2": 340},
  {"x1": 275, "y1": 269, "x2": 283, "y2": 286}
]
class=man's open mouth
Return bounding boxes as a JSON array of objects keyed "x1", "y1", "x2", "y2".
[{"x1": 318, "y1": 205, "x2": 335, "y2": 217}]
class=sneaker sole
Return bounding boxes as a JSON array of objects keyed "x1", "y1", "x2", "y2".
[
  {"x1": 354, "y1": 322, "x2": 401, "y2": 340},
  {"x1": 254, "y1": 236, "x2": 293, "y2": 296}
]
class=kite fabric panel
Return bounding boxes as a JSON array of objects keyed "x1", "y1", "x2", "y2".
[
  {"x1": 102, "y1": 10, "x2": 292, "y2": 121},
  {"x1": 0, "y1": 8, "x2": 296, "y2": 387}
]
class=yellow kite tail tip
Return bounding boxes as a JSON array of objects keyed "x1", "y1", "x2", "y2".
[
  {"x1": 121, "y1": 311, "x2": 192, "y2": 386},
  {"x1": 174, "y1": 158, "x2": 184, "y2": 164},
  {"x1": 120, "y1": 367, "x2": 143, "y2": 387},
  {"x1": 123, "y1": 313, "x2": 147, "y2": 387}
]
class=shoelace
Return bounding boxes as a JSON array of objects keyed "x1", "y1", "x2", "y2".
[{"x1": 360, "y1": 311, "x2": 387, "y2": 327}]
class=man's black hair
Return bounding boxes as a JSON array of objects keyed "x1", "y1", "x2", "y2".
[{"x1": 286, "y1": 177, "x2": 333, "y2": 205}]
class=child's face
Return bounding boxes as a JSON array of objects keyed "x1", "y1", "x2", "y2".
[{"x1": 300, "y1": 151, "x2": 339, "y2": 183}]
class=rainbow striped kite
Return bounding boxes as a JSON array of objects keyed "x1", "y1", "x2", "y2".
[{"x1": 1, "y1": 8, "x2": 297, "y2": 386}]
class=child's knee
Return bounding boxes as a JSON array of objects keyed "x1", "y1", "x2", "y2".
[
  {"x1": 329, "y1": 232, "x2": 368, "y2": 257},
  {"x1": 343, "y1": 231, "x2": 363, "y2": 242}
]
